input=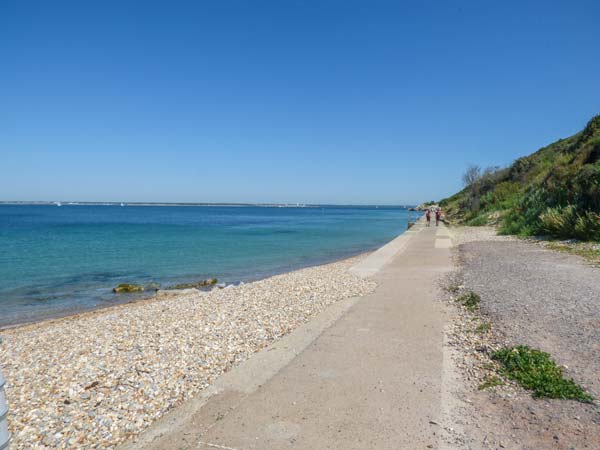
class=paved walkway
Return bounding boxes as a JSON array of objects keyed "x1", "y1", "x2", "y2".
[{"x1": 122, "y1": 222, "x2": 453, "y2": 450}]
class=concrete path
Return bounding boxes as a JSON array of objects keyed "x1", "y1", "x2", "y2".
[{"x1": 122, "y1": 222, "x2": 453, "y2": 450}]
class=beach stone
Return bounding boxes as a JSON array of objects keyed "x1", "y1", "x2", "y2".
[{"x1": 113, "y1": 283, "x2": 144, "y2": 293}]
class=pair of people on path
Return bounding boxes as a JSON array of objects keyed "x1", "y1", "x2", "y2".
[{"x1": 425, "y1": 208, "x2": 441, "y2": 227}]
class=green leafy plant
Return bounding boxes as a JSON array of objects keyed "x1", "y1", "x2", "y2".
[
  {"x1": 457, "y1": 291, "x2": 481, "y2": 311},
  {"x1": 475, "y1": 322, "x2": 491, "y2": 333},
  {"x1": 492, "y1": 346, "x2": 592, "y2": 402}
]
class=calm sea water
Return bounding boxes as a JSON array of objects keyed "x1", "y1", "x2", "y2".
[{"x1": 0, "y1": 204, "x2": 416, "y2": 326}]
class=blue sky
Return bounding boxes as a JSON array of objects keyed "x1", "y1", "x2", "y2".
[{"x1": 2, "y1": 1, "x2": 599, "y2": 204}]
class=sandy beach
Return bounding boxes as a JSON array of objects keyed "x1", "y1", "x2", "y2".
[{"x1": 0, "y1": 254, "x2": 376, "y2": 449}]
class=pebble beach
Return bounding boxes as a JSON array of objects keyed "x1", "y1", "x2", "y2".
[{"x1": 0, "y1": 255, "x2": 376, "y2": 449}]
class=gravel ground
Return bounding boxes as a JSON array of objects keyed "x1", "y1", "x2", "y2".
[
  {"x1": 450, "y1": 226, "x2": 515, "y2": 246},
  {"x1": 0, "y1": 256, "x2": 375, "y2": 449},
  {"x1": 461, "y1": 240, "x2": 600, "y2": 397},
  {"x1": 443, "y1": 227, "x2": 600, "y2": 449}
]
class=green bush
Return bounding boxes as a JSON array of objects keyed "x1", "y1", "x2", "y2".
[
  {"x1": 540, "y1": 205, "x2": 578, "y2": 238},
  {"x1": 467, "y1": 215, "x2": 488, "y2": 226},
  {"x1": 574, "y1": 211, "x2": 600, "y2": 241},
  {"x1": 539, "y1": 206, "x2": 600, "y2": 240},
  {"x1": 499, "y1": 187, "x2": 548, "y2": 236}
]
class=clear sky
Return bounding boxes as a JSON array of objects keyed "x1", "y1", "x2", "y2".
[{"x1": 2, "y1": 1, "x2": 599, "y2": 204}]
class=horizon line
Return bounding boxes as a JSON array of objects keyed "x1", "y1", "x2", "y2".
[{"x1": 0, "y1": 200, "x2": 419, "y2": 208}]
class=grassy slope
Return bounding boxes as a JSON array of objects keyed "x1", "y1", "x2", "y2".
[{"x1": 440, "y1": 115, "x2": 600, "y2": 240}]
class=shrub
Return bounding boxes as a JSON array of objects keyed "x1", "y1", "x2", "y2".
[
  {"x1": 539, "y1": 206, "x2": 600, "y2": 241},
  {"x1": 467, "y1": 215, "x2": 488, "y2": 226},
  {"x1": 574, "y1": 211, "x2": 600, "y2": 241},
  {"x1": 539, "y1": 205, "x2": 578, "y2": 238},
  {"x1": 499, "y1": 187, "x2": 548, "y2": 236}
]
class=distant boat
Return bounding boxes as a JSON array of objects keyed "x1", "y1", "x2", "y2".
[
  {"x1": 55, "y1": 202, "x2": 62, "y2": 207},
  {"x1": 120, "y1": 203, "x2": 125, "y2": 207}
]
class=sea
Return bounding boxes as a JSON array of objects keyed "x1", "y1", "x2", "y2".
[{"x1": 0, "y1": 204, "x2": 417, "y2": 327}]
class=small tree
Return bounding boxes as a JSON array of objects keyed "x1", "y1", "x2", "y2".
[{"x1": 462, "y1": 164, "x2": 481, "y2": 187}]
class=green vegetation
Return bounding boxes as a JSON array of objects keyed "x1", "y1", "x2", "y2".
[
  {"x1": 169, "y1": 278, "x2": 218, "y2": 290},
  {"x1": 545, "y1": 241, "x2": 600, "y2": 266},
  {"x1": 457, "y1": 291, "x2": 481, "y2": 311},
  {"x1": 113, "y1": 283, "x2": 144, "y2": 293},
  {"x1": 478, "y1": 375, "x2": 503, "y2": 390},
  {"x1": 492, "y1": 346, "x2": 592, "y2": 402},
  {"x1": 441, "y1": 115, "x2": 600, "y2": 241},
  {"x1": 475, "y1": 322, "x2": 491, "y2": 333}
]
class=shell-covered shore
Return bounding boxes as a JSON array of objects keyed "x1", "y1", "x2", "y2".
[{"x1": 0, "y1": 256, "x2": 376, "y2": 449}]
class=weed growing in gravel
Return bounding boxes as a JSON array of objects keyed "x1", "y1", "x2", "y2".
[
  {"x1": 475, "y1": 322, "x2": 492, "y2": 334},
  {"x1": 475, "y1": 322, "x2": 491, "y2": 333},
  {"x1": 493, "y1": 346, "x2": 593, "y2": 402},
  {"x1": 457, "y1": 291, "x2": 481, "y2": 311},
  {"x1": 478, "y1": 375, "x2": 503, "y2": 390}
]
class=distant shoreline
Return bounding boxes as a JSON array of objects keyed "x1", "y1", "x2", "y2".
[{"x1": 0, "y1": 201, "x2": 415, "y2": 208}]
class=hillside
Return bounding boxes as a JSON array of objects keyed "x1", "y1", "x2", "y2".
[{"x1": 440, "y1": 115, "x2": 600, "y2": 241}]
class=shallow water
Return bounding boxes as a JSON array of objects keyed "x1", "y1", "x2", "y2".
[{"x1": 0, "y1": 204, "x2": 416, "y2": 326}]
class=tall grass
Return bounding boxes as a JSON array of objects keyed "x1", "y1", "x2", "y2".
[{"x1": 540, "y1": 206, "x2": 600, "y2": 241}]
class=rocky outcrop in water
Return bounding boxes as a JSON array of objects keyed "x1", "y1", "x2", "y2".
[
  {"x1": 112, "y1": 283, "x2": 144, "y2": 293},
  {"x1": 168, "y1": 278, "x2": 218, "y2": 290}
]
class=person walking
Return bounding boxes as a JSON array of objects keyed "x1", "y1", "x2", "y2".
[
  {"x1": 425, "y1": 209, "x2": 431, "y2": 227},
  {"x1": 435, "y1": 208, "x2": 442, "y2": 226}
]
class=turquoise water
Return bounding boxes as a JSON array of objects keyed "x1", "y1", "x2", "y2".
[{"x1": 0, "y1": 205, "x2": 416, "y2": 326}]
